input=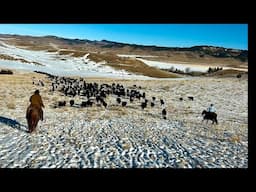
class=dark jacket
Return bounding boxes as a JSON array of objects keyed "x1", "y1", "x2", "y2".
[{"x1": 29, "y1": 93, "x2": 44, "y2": 108}]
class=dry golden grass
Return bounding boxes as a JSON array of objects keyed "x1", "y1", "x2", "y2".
[
  {"x1": 4, "y1": 38, "x2": 55, "y2": 52},
  {"x1": 161, "y1": 85, "x2": 171, "y2": 91},
  {"x1": 42, "y1": 96, "x2": 50, "y2": 101},
  {"x1": 9, "y1": 40, "x2": 53, "y2": 51},
  {"x1": 6, "y1": 102, "x2": 16, "y2": 109},
  {"x1": 0, "y1": 71, "x2": 49, "y2": 103},
  {"x1": 72, "y1": 51, "x2": 87, "y2": 57},
  {"x1": 58, "y1": 50, "x2": 86, "y2": 57},
  {"x1": 142, "y1": 53, "x2": 247, "y2": 67},
  {"x1": 122, "y1": 143, "x2": 131, "y2": 150},
  {"x1": 0, "y1": 54, "x2": 29, "y2": 63},
  {"x1": 101, "y1": 104, "x2": 129, "y2": 116},
  {"x1": 88, "y1": 53, "x2": 181, "y2": 78},
  {"x1": 47, "y1": 49, "x2": 58, "y2": 52},
  {"x1": 0, "y1": 54, "x2": 43, "y2": 66},
  {"x1": 207, "y1": 69, "x2": 248, "y2": 77},
  {"x1": 229, "y1": 135, "x2": 241, "y2": 143},
  {"x1": 58, "y1": 50, "x2": 75, "y2": 55},
  {"x1": 60, "y1": 107, "x2": 69, "y2": 112},
  {"x1": 51, "y1": 96, "x2": 59, "y2": 102},
  {"x1": 0, "y1": 54, "x2": 17, "y2": 60}
]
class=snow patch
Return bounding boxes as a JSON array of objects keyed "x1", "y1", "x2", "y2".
[{"x1": 0, "y1": 41, "x2": 154, "y2": 79}]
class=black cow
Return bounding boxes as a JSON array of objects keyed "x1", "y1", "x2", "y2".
[
  {"x1": 116, "y1": 97, "x2": 121, "y2": 104},
  {"x1": 102, "y1": 101, "x2": 107, "y2": 108},
  {"x1": 188, "y1": 96, "x2": 194, "y2": 101},
  {"x1": 58, "y1": 101, "x2": 66, "y2": 107},
  {"x1": 81, "y1": 101, "x2": 87, "y2": 107},
  {"x1": 162, "y1": 108, "x2": 167, "y2": 119},
  {"x1": 122, "y1": 101, "x2": 127, "y2": 107},
  {"x1": 141, "y1": 102, "x2": 147, "y2": 110},
  {"x1": 70, "y1": 100, "x2": 74, "y2": 107}
]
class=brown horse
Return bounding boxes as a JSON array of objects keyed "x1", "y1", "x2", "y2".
[{"x1": 26, "y1": 105, "x2": 41, "y2": 133}]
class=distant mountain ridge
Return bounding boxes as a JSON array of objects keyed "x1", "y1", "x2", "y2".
[{"x1": 0, "y1": 34, "x2": 248, "y2": 62}]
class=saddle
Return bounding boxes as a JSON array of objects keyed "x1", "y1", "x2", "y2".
[{"x1": 208, "y1": 111, "x2": 217, "y2": 116}]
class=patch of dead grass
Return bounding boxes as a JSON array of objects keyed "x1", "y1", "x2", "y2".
[
  {"x1": 145, "y1": 53, "x2": 247, "y2": 67},
  {"x1": 229, "y1": 135, "x2": 241, "y2": 143},
  {"x1": 208, "y1": 69, "x2": 247, "y2": 77},
  {"x1": 47, "y1": 49, "x2": 58, "y2": 52},
  {"x1": 87, "y1": 52, "x2": 181, "y2": 78},
  {"x1": 58, "y1": 50, "x2": 86, "y2": 57},
  {"x1": 6, "y1": 102, "x2": 16, "y2": 109},
  {"x1": 109, "y1": 105, "x2": 128, "y2": 116},
  {"x1": 0, "y1": 54, "x2": 43, "y2": 66},
  {"x1": 161, "y1": 85, "x2": 170, "y2": 91}
]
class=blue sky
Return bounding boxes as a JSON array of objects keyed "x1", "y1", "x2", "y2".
[{"x1": 0, "y1": 24, "x2": 248, "y2": 50}]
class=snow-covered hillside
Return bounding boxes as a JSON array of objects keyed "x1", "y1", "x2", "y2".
[
  {"x1": 137, "y1": 58, "x2": 211, "y2": 72},
  {"x1": 0, "y1": 41, "x2": 152, "y2": 79},
  {"x1": 0, "y1": 41, "x2": 247, "y2": 79},
  {"x1": 118, "y1": 54, "x2": 247, "y2": 73}
]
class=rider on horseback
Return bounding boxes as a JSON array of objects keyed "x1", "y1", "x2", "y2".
[
  {"x1": 26, "y1": 90, "x2": 45, "y2": 121},
  {"x1": 207, "y1": 104, "x2": 216, "y2": 113},
  {"x1": 202, "y1": 103, "x2": 218, "y2": 124}
]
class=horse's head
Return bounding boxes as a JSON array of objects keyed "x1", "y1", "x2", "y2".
[{"x1": 202, "y1": 110, "x2": 207, "y2": 116}]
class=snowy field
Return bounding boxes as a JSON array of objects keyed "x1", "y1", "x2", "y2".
[
  {"x1": 0, "y1": 71, "x2": 248, "y2": 168},
  {"x1": 137, "y1": 58, "x2": 213, "y2": 72},
  {"x1": 0, "y1": 41, "x2": 248, "y2": 168}
]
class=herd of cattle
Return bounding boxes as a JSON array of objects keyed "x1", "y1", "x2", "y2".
[{"x1": 32, "y1": 72, "x2": 171, "y2": 119}]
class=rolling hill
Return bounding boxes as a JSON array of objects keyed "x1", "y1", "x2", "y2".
[{"x1": 0, "y1": 34, "x2": 248, "y2": 78}]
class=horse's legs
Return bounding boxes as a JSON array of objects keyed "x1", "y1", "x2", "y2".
[
  {"x1": 34, "y1": 119, "x2": 39, "y2": 131},
  {"x1": 40, "y1": 109, "x2": 43, "y2": 121},
  {"x1": 32, "y1": 116, "x2": 40, "y2": 133},
  {"x1": 27, "y1": 116, "x2": 33, "y2": 133},
  {"x1": 30, "y1": 119, "x2": 34, "y2": 133},
  {"x1": 27, "y1": 110, "x2": 31, "y2": 132},
  {"x1": 41, "y1": 110, "x2": 43, "y2": 121},
  {"x1": 27, "y1": 120, "x2": 31, "y2": 133},
  {"x1": 32, "y1": 119, "x2": 38, "y2": 133},
  {"x1": 29, "y1": 114, "x2": 36, "y2": 133}
]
